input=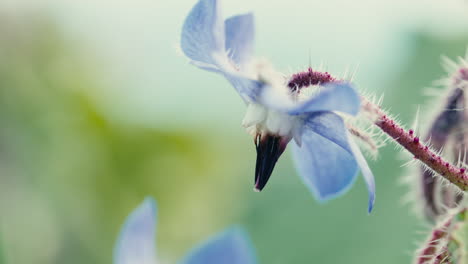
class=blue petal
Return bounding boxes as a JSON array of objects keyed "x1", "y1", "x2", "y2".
[
  {"x1": 181, "y1": 0, "x2": 225, "y2": 66},
  {"x1": 348, "y1": 134, "x2": 376, "y2": 213},
  {"x1": 114, "y1": 197, "x2": 157, "y2": 264},
  {"x1": 222, "y1": 72, "x2": 264, "y2": 102},
  {"x1": 179, "y1": 227, "x2": 257, "y2": 264},
  {"x1": 288, "y1": 83, "x2": 361, "y2": 116},
  {"x1": 225, "y1": 13, "x2": 255, "y2": 67},
  {"x1": 292, "y1": 112, "x2": 359, "y2": 201}
]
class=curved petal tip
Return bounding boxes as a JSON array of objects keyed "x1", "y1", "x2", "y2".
[
  {"x1": 347, "y1": 133, "x2": 376, "y2": 213},
  {"x1": 180, "y1": 227, "x2": 257, "y2": 264},
  {"x1": 114, "y1": 197, "x2": 158, "y2": 264}
]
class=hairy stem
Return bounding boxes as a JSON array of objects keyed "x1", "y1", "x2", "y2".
[
  {"x1": 362, "y1": 98, "x2": 468, "y2": 191},
  {"x1": 415, "y1": 209, "x2": 466, "y2": 264},
  {"x1": 416, "y1": 217, "x2": 451, "y2": 264}
]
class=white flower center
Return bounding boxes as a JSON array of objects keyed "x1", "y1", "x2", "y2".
[{"x1": 242, "y1": 103, "x2": 303, "y2": 145}]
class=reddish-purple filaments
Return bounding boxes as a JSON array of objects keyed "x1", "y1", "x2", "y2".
[
  {"x1": 459, "y1": 68, "x2": 468, "y2": 80},
  {"x1": 287, "y1": 67, "x2": 337, "y2": 92}
]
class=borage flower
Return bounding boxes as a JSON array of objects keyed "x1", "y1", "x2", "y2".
[
  {"x1": 114, "y1": 197, "x2": 257, "y2": 264},
  {"x1": 181, "y1": 0, "x2": 375, "y2": 211}
]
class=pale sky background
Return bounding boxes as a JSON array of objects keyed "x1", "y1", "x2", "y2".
[{"x1": 1, "y1": 0, "x2": 468, "y2": 131}]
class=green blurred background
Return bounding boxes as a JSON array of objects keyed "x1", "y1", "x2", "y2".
[{"x1": 0, "y1": 0, "x2": 467, "y2": 263}]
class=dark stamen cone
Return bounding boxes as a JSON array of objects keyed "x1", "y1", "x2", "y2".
[{"x1": 254, "y1": 134, "x2": 287, "y2": 191}]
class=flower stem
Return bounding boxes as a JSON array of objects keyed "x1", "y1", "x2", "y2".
[
  {"x1": 361, "y1": 98, "x2": 468, "y2": 191},
  {"x1": 414, "y1": 208, "x2": 466, "y2": 264}
]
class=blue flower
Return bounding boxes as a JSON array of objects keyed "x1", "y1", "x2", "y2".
[
  {"x1": 181, "y1": 0, "x2": 375, "y2": 212},
  {"x1": 113, "y1": 197, "x2": 257, "y2": 264}
]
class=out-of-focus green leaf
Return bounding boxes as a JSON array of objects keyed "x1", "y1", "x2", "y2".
[
  {"x1": 0, "y1": 15, "x2": 251, "y2": 264},
  {"x1": 0, "y1": 234, "x2": 5, "y2": 264}
]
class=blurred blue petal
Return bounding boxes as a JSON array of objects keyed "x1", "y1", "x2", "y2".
[
  {"x1": 348, "y1": 134, "x2": 376, "y2": 212},
  {"x1": 181, "y1": 0, "x2": 225, "y2": 66},
  {"x1": 181, "y1": 0, "x2": 261, "y2": 103},
  {"x1": 114, "y1": 197, "x2": 157, "y2": 264},
  {"x1": 223, "y1": 72, "x2": 264, "y2": 102},
  {"x1": 288, "y1": 83, "x2": 361, "y2": 116},
  {"x1": 292, "y1": 112, "x2": 359, "y2": 201},
  {"x1": 180, "y1": 228, "x2": 257, "y2": 264},
  {"x1": 225, "y1": 13, "x2": 255, "y2": 67}
]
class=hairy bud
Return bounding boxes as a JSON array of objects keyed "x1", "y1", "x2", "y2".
[{"x1": 420, "y1": 87, "x2": 466, "y2": 221}]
